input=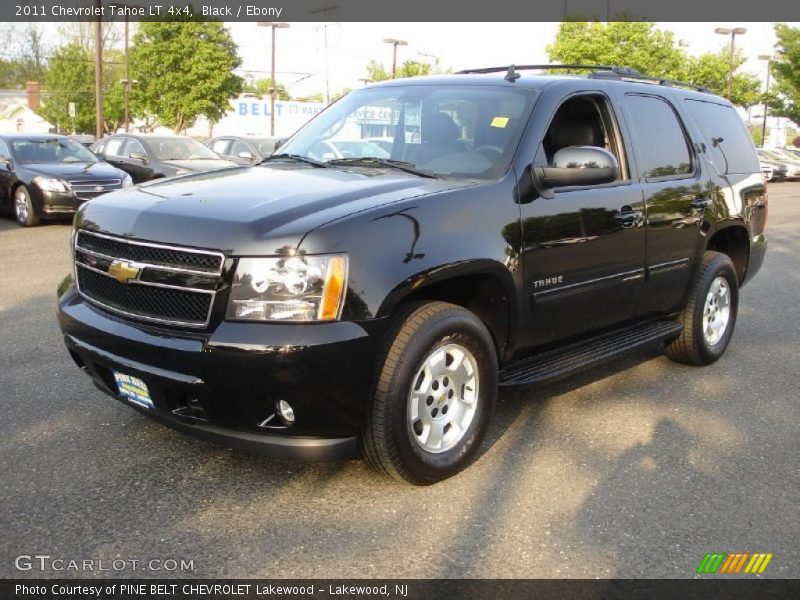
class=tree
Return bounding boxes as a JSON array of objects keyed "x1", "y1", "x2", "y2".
[
  {"x1": 365, "y1": 59, "x2": 433, "y2": 82},
  {"x1": 38, "y1": 44, "x2": 126, "y2": 134},
  {"x1": 547, "y1": 21, "x2": 762, "y2": 108},
  {"x1": 129, "y1": 20, "x2": 242, "y2": 132},
  {"x1": 241, "y1": 78, "x2": 290, "y2": 100},
  {"x1": 767, "y1": 24, "x2": 800, "y2": 125},
  {"x1": 0, "y1": 24, "x2": 48, "y2": 88}
]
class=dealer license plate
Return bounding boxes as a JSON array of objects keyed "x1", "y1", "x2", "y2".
[{"x1": 113, "y1": 371, "x2": 154, "y2": 409}]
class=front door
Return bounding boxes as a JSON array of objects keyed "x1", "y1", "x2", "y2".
[{"x1": 520, "y1": 93, "x2": 646, "y2": 347}]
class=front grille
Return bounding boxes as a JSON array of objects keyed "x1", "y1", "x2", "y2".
[
  {"x1": 68, "y1": 179, "x2": 123, "y2": 200},
  {"x1": 77, "y1": 231, "x2": 222, "y2": 272},
  {"x1": 74, "y1": 230, "x2": 224, "y2": 328}
]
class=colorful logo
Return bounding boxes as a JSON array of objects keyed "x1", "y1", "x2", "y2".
[{"x1": 697, "y1": 552, "x2": 773, "y2": 574}]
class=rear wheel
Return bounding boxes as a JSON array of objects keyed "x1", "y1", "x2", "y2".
[
  {"x1": 361, "y1": 302, "x2": 498, "y2": 485},
  {"x1": 665, "y1": 251, "x2": 739, "y2": 366},
  {"x1": 14, "y1": 186, "x2": 40, "y2": 227}
]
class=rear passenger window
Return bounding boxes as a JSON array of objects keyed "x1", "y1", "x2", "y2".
[
  {"x1": 210, "y1": 139, "x2": 230, "y2": 154},
  {"x1": 684, "y1": 99, "x2": 760, "y2": 175},
  {"x1": 625, "y1": 95, "x2": 692, "y2": 179}
]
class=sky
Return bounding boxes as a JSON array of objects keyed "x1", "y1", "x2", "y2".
[{"x1": 224, "y1": 22, "x2": 796, "y2": 100}]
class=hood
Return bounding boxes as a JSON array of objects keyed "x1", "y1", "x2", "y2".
[
  {"x1": 161, "y1": 158, "x2": 237, "y2": 171},
  {"x1": 23, "y1": 161, "x2": 125, "y2": 180},
  {"x1": 77, "y1": 165, "x2": 473, "y2": 255}
]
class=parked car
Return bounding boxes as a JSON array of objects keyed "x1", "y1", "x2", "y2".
[
  {"x1": 760, "y1": 162, "x2": 774, "y2": 181},
  {"x1": 91, "y1": 134, "x2": 236, "y2": 183},
  {"x1": 205, "y1": 135, "x2": 279, "y2": 165},
  {"x1": 0, "y1": 133, "x2": 132, "y2": 227},
  {"x1": 58, "y1": 66, "x2": 767, "y2": 484},
  {"x1": 757, "y1": 148, "x2": 800, "y2": 179},
  {"x1": 782, "y1": 147, "x2": 800, "y2": 159},
  {"x1": 308, "y1": 139, "x2": 390, "y2": 160},
  {"x1": 757, "y1": 154, "x2": 788, "y2": 181}
]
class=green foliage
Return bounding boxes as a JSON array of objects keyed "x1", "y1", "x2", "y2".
[
  {"x1": 38, "y1": 44, "x2": 126, "y2": 134},
  {"x1": 331, "y1": 88, "x2": 352, "y2": 102},
  {"x1": 748, "y1": 124, "x2": 764, "y2": 147},
  {"x1": 129, "y1": 20, "x2": 242, "y2": 132},
  {"x1": 366, "y1": 59, "x2": 433, "y2": 82},
  {"x1": 768, "y1": 24, "x2": 800, "y2": 125},
  {"x1": 547, "y1": 22, "x2": 762, "y2": 108},
  {"x1": 0, "y1": 24, "x2": 47, "y2": 88},
  {"x1": 241, "y1": 78, "x2": 290, "y2": 100}
]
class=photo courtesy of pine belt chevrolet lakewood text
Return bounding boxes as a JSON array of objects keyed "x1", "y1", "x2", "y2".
[{"x1": 56, "y1": 65, "x2": 767, "y2": 485}]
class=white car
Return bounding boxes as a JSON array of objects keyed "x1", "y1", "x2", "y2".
[{"x1": 308, "y1": 139, "x2": 390, "y2": 161}]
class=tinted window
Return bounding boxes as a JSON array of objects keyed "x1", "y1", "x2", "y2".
[
  {"x1": 0, "y1": 139, "x2": 10, "y2": 158},
  {"x1": 126, "y1": 139, "x2": 146, "y2": 157},
  {"x1": 104, "y1": 138, "x2": 126, "y2": 156},
  {"x1": 625, "y1": 95, "x2": 692, "y2": 179},
  {"x1": 10, "y1": 137, "x2": 98, "y2": 164},
  {"x1": 685, "y1": 100, "x2": 759, "y2": 174},
  {"x1": 229, "y1": 140, "x2": 252, "y2": 156}
]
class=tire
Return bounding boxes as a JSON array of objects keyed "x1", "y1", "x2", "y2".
[
  {"x1": 665, "y1": 251, "x2": 739, "y2": 366},
  {"x1": 13, "y1": 185, "x2": 40, "y2": 227},
  {"x1": 361, "y1": 301, "x2": 498, "y2": 485}
]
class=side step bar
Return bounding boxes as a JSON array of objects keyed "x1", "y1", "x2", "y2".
[{"x1": 499, "y1": 320, "x2": 683, "y2": 386}]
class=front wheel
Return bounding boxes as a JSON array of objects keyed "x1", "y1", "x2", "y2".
[
  {"x1": 665, "y1": 251, "x2": 739, "y2": 366},
  {"x1": 14, "y1": 186, "x2": 40, "y2": 227},
  {"x1": 361, "y1": 302, "x2": 498, "y2": 485}
]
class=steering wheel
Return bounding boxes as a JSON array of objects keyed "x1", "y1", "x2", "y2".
[{"x1": 473, "y1": 145, "x2": 504, "y2": 159}]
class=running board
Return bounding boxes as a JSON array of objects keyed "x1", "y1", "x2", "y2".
[{"x1": 499, "y1": 320, "x2": 683, "y2": 386}]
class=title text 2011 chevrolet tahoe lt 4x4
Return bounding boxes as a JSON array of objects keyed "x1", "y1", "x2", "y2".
[{"x1": 57, "y1": 66, "x2": 767, "y2": 484}]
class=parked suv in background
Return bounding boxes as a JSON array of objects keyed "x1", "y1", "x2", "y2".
[
  {"x1": 0, "y1": 134, "x2": 131, "y2": 227},
  {"x1": 57, "y1": 66, "x2": 767, "y2": 484},
  {"x1": 91, "y1": 134, "x2": 236, "y2": 183},
  {"x1": 206, "y1": 135, "x2": 280, "y2": 165}
]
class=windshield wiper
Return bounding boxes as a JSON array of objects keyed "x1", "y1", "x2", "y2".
[
  {"x1": 259, "y1": 153, "x2": 330, "y2": 168},
  {"x1": 326, "y1": 157, "x2": 439, "y2": 179}
]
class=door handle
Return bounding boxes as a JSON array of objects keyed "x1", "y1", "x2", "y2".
[
  {"x1": 691, "y1": 197, "x2": 711, "y2": 210},
  {"x1": 614, "y1": 207, "x2": 643, "y2": 229}
]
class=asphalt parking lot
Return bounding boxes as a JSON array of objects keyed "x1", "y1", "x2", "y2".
[{"x1": 0, "y1": 184, "x2": 798, "y2": 580}]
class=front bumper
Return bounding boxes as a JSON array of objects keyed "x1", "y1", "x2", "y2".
[
  {"x1": 39, "y1": 189, "x2": 84, "y2": 217},
  {"x1": 58, "y1": 278, "x2": 386, "y2": 461}
]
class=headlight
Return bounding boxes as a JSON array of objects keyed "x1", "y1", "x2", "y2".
[
  {"x1": 33, "y1": 176, "x2": 69, "y2": 193},
  {"x1": 121, "y1": 173, "x2": 133, "y2": 188},
  {"x1": 226, "y1": 255, "x2": 348, "y2": 322}
]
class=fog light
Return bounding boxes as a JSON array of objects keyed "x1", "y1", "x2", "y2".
[{"x1": 276, "y1": 399, "x2": 295, "y2": 424}]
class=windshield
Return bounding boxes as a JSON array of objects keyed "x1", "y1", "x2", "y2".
[
  {"x1": 254, "y1": 140, "x2": 277, "y2": 155},
  {"x1": 279, "y1": 84, "x2": 537, "y2": 179},
  {"x1": 146, "y1": 137, "x2": 220, "y2": 161},
  {"x1": 11, "y1": 137, "x2": 98, "y2": 164}
]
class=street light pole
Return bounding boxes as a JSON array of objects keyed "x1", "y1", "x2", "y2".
[
  {"x1": 258, "y1": 22, "x2": 290, "y2": 137},
  {"x1": 759, "y1": 54, "x2": 775, "y2": 148},
  {"x1": 94, "y1": 0, "x2": 104, "y2": 139},
  {"x1": 383, "y1": 38, "x2": 408, "y2": 79},
  {"x1": 714, "y1": 27, "x2": 747, "y2": 101}
]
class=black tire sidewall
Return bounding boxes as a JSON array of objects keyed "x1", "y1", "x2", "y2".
[
  {"x1": 693, "y1": 256, "x2": 739, "y2": 363},
  {"x1": 387, "y1": 312, "x2": 497, "y2": 484}
]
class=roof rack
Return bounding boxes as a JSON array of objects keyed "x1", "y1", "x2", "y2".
[{"x1": 455, "y1": 64, "x2": 712, "y2": 94}]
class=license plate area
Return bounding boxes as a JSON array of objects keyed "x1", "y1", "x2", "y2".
[{"x1": 113, "y1": 371, "x2": 154, "y2": 409}]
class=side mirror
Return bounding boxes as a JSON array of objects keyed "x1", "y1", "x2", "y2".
[
  {"x1": 535, "y1": 146, "x2": 619, "y2": 189},
  {"x1": 0, "y1": 155, "x2": 11, "y2": 170},
  {"x1": 237, "y1": 151, "x2": 255, "y2": 161},
  {"x1": 129, "y1": 151, "x2": 148, "y2": 163},
  {"x1": 273, "y1": 138, "x2": 286, "y2": 152}
]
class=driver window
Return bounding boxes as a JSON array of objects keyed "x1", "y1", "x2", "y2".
[
  {"x1": 539, "y1": 95, "x2": 626, "y2": 180},
  {"x1": 126, "y1": 139, "x2": 146, "y2": 158},
  {"x1": 0, "y1": 139, "x2": 10, "y2": 159}
]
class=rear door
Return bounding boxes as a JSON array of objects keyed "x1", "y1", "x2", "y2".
[
  {"x1": 0, "y1": 138, "x2": 13, "y2": 207},
  {"x1": 121, "y1": 138, "x2": 154, "y2": 182},
  {"x1": 619, "y1": 93, "x2": 708, "y2": 315}
]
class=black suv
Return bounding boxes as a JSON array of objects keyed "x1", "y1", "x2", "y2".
[{"x1": 57, "y1": 66, "x2": 767, "y2": 484}]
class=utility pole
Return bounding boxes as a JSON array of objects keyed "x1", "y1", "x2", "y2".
[
  {"x1": 309, "y1": 6, "x2": 338, "y2": 104},
  {"x1": 94, "y1": 0, "x2": 104, "y2": 138},
  {"x1": 123, "y1": 15, "x2": 130, "y2": 132},
  {"x1": 258, "y1": 22, "x2": 290, "y2": 137},
  {"x1": 383, "y1": 38, "x2": 408, "y2": 79},
  {"x1": 759, "y1": 54, "x2": 775, "y2": 148},
  {"x1": 714, "y1": 27, "x2": 747, "y2": 101}
]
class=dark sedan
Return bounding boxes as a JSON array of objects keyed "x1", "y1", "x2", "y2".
[
  {"x1": 91, "y1": 134, "x2": 236, "y2": 183},
  {"x1": 0, "y1": 134, "x2": 132, "y2": 227},
  {"x1": 205, "y1": 135, "x2": 280, "y2": 165}
]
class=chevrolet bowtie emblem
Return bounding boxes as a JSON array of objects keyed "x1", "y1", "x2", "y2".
[{"x1": 108, "y1": 260, "x2": 141, "y2": 283}]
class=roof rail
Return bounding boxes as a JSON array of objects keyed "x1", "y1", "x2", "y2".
[
  {"x1": 456, "y1": 64, "x2": 636, "y2": 75},
  {"x1": 588, "y1": 69, "x2": 713, "y2": 94},
  {"x1": 456, "y1": 64, "x2": 713, "y2": 94}
]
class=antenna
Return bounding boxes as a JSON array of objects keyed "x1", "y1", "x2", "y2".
[{"x1": 505, "y1": 65, "x2": 521, "y2": 82}]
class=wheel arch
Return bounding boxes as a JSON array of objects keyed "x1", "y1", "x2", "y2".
[
  {"x1": 705, "y1": 223, "x2": 750, "y2": 285},
  {"x1": 377, "y1": 259, "x2": 518, "y2": 362}
]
